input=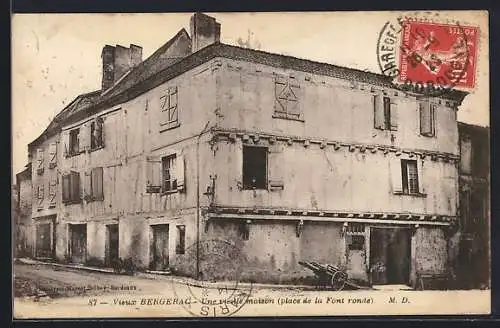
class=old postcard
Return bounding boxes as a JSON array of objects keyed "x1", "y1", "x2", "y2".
[{"x1": 12, "y1": 11, "x2": 490, "y2": 318}]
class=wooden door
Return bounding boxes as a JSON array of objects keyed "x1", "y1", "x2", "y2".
[
  {"x1": 153, "y1": 225, "x2": 169, "y2": 271},
  {"x1": 70, "y1": 224, "x2": 87, "y2": 264},
  {"x1": 106, "y1": 224, "x2": 119, "y2": 265}
]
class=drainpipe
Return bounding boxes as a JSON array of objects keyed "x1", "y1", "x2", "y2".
[{"x1": 196, "y1": 121, "x2": 211, "y2": 280}]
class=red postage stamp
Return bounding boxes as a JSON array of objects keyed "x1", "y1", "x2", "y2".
[{"x1": 399, "y1": 21, "x2": 479, "y2": 89}]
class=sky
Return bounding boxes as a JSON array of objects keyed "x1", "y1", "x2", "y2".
[{"x1": 11, "y1": 11, "x2": 489, "y2": 180}]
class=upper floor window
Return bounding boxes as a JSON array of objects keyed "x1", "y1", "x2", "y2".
[
  {"x1": 145, "y1": 153, "x2": 185, "y2": 194},
  {"x1": 84, "y1": 167, "x2": 104, "y2": 202},
  {"x1": 62, "y1": 171, "x2": 81, "y2": 204},
  {"x1": 374, "y1": 95, "x2": 398, "y2": 131},
  {"x1": 162, "y1": 154, "x2": 177, "y2": 193},
  {"x1": 48, "y1": 142, "x2": 57, "y2": 169},
  {"x1": 273, "y1": 75, "x2": 302, "y2": 121},
  {"x1": 419, "y1": 102, "x2": 436, "y2": 137},
  {"x1": 159, "y1": 86, "x2": 179, "y2": 131},
  {"x1": 36, "y1": 148, "x2": 45, "y2": 175},
  {"x1": 401, "y1": 159, "x2": 419, "y2": 195},
  {"x1": 243, "y1": 146, "x2": 268, "y2": 190},
  {"x1": 69, "y1": 128, "x2": 80, "y2": 156},
  {"x1": 90, "y1": 117, "x2": 104, "y2": 150}
]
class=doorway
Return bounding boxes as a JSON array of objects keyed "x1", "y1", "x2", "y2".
[
  {"x1": 69, "y1": 224, "x2": 87, "y2": 264},
  {"x1": 151, "y1": 224, "x2": 169, "y2": 271},
  {"x1": 106, "y1": 224, "x2": 119, "y2": 266},
  {"x1": 369, "y1": 227, "x2": 411, "y2": 285}
]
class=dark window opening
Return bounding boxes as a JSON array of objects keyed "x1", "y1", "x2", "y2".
[
  {"x1": 176, "y1": 225, "x2": 185, "y2": 255},
  {"x1": 162, "y1": 155, "x2": 177, "y2": 193},
  {"x1": 90, "y1": 119, "x2": 104, "y2": 150},
  {"x1": 401, "y1": 159, "x2": 419, "y2": 194},
  {"x1": 69, "y1": 129, "x2": 80, "y2": 156},
  {"x1": 238, "y1": 222, "x2": 250, "y2": 241},
  {"x1": 348, "y1": 235, "x2": 365, "y2": 251},
  {"x1": 383, "y1": 96, "x2": 391, "y2": 130},
  {"x1": 243, "y1": 146, "x2": 268, "y2": 190}
]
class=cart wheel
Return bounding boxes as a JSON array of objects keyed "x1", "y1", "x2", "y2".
[{"x1": 330, "y1": 271, "x2": 347, "y2": 291}]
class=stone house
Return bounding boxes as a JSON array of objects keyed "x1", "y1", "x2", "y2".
[{"x1": 24, "y1": 13, "x2": 469, "y2": 287}]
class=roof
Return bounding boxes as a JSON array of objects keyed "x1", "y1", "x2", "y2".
[
  {"x1": 458, "y1": 121, "x2": 490, "y2": 136},
  {"x1": 29, "y1": 39, "x2": 470, "y2": 149}
]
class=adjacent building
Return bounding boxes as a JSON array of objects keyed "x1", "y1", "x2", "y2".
[
  {"x1": 457, "y1": 122, "x2": 490, "y2": 289},
  {"x1": 14, "y1": 164, "x2": 33, "y2": 258},
  {"x1": 21, "y1": 13, "x2": 477, "y2": 287}
]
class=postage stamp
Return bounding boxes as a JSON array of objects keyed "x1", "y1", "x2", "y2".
[
  {"x1": 377, "y1": 16, "x2": 479, "y2": 95},
  {"x1": 171, "y1": 239, "x2": 253, "y2": 317}
]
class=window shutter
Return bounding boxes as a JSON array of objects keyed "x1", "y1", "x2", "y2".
[
  {"x1": 169, "y1": 87, "x2": 178, "y2": 123},
  {"x1": 62, "y1": 174, "x2": 70, "y2": 202},
  {"x1": 373, "y1": 95, "x2": 385, "y2": 129},
  {"x1": 390, "y1": 99, "x2": 398, "y2": 131},
  {"x1": 274, "y1": 75, "x2": 288, "y2": 113},
  {"x1": 37, "y1": 148, "x2": 44, "y2": 173},
  {"x1": 83, "y1": 171, "x2": 92, "y2": 200},
  {"x1": 146, "y1": 157, "x2": 162, "y2": 193},
  {"x1": 70, "y1": 171, "x2": 80, "y2": 202},
  {"x1": 49, "y1": 175, "x2": 57, "y2": 206},
  {"x1": 268, "y1": 144, "x2": 284, "y2": 190},
  {"x1": 390, "y1": 158, "x2": 403, "y2": 193},
  {"x1": 48, "y1": 142, "x2": 57, "y2": 168},
  {"x1": 95, "y1": 117, "x2": 104, "y2": 148},
  {"x1": 80, "y1": 123, "x2": 90, "y2": 152},
  {"x1": 176, "y1": 154, "x2": 185, "y2": 191},
  {"x1": 92, "y1": 167, "x2": 104, "y2": 200},
  {"x1": 62, "y1": 131, "x2": 70, "y2": 157},
  {"x1": 416, "y1": 159, "x2": 425, "y2": 194},
  {"x1": 420, "y1": 102, "x2": 432, "y2": 136},
  {"x1": 38, "y1": 185, "x2": 44, "y2": 207},
  {"x1": 288, "y1": 82, "x2": 301, "y2": 117}
]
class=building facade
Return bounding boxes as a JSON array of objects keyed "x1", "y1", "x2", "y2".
[
  {"x1": 457, "y1": 122, "x2": 490, "y2": 289},
  {"x1": 14, "y1": 165, "x2": 33, "y2": 257},
  {"x1": 23, "y1": 13, "x2": 471, "y2": 287}
]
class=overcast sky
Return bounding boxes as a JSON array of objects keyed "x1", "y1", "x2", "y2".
[{"x1": 11, "y1": 11, "x2": 489, "y2": 180}]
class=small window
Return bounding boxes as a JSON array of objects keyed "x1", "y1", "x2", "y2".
[
  {"x1": 160, "y1": 87, "x2": 179, "y2": 130},
  {"x1": 401, "y1": 159, "x2": 419, "y2": 194},
  {"x1": 176, "y1": 225, "x2": 185, "y2": 255},
  {"x1": 273, "y1": 76, "x2": 301, "y2": 120},
  {"x1": 90, "y1": 118, "x2": 104, "y2": 150},
  {"x1": 62, "y1": 171, "x2": 81, "y2": 204},
  {"x1": 69, "y1": 128, "x2": 80, "y2": 156},
  {"x1": 348, "y1": 235, "x2": 365, "y2": 251},
  {"x1": 162, "y1": 154, "x2": 177, "y2": 193},
  {"x1": 238, "y1": 222, "x2": 250, "y2": 241},
  {"x1": 243, "y1": 146, "x2": 267, "y2": 190},
  {"x1": 374, "y1": 95, "x2": 397, "y2": 131}
]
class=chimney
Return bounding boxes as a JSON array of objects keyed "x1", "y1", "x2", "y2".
[
  {"x1": 101, "y1": 44, "x2": 143, "y2": 91},
  {"x1": 190, "y1": 13, "x2": 221, "y2": 53}
]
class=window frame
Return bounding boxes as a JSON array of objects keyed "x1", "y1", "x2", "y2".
[
  {"x1": 161, "y1": 154, "x2": 178, "y2": 194},
  {"x1": 419, "y1": 102, "x2": 436, "y2": 137},
  {"x1": 90, "y1": 118, "x2": 105, "y2": 151},
  {"x1": 175, "y1": 225, "x2": 186, "y2": 255},
  {"x1": 62, "y1": 171, "x2": 81, "y2": 204},
  {"x1": 401, "y1": 159, "x2": 420, "y2": 195},
  {"x1": 68, "y1": 128, "x2": 81, "y2": 157},
  {"x1": 242, "y1": 145, "x2": 268, "y2": 190},
  {"x1": 159, "y1": 87, "x2": 180, "y2": 132},
  {"x1": 273, "y1": 76, "x2": 303, "y2": 122}
]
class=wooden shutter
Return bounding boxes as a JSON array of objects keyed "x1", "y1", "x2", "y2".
[
  {"x1": 92, "y1": 167, "x2": 104, "y2": 200},
  {"x1": 62, "y1": 131, "x2": 70, "y2": 157},
  {"x1": 95, "y1": 117, "x2": 104, "y2": 148},
  {"x1": 169, "y1": 87, "x2": 178, "y2": 123},
  {"x1": 48, "y1": 142, "x2": 57, "y2": 168},
  {"x1": 49, "y1": 175, "x2": 57, "y2": 206},
  {"x1": 373, "y1": 95, "x2": 385, "y2": 129},
  {"x1": 37, "y1": 148, "x2": 44, "y2": 174},
  {"x1": 268, "y1": 144, "x2": 284, "y2": 190},
  {"x1": 62, "y1": 174, "x2": 71, "y2": 202},
  {"x1": 80, "y1": 123, "x2": 90, "y2": 152},
  {"x1": 83, "y1": 171, "x2": 92, "y2": 200},
  {"x1": 274, "y1": 75, "x2": 288, "y2": 113},
  {"x1": 390, "y1": 158, "x2": 403, "y2": 193},
  {"x1": 146, "y1": 157, "x2": 162, "y2": 193},
  {"x1": 70, "y1": 171, "x2": 80, "y2": 202},
  {"x1": 37, "y1": 185, "x2": 44, "y2": 207},
  {"x1": 420, "y1": 102, "x2": 433, "y2": 136},
  {"x1": 176, "y1": 154, "x2": 185, "y2": 191},
  {"x1": 287, "y1": 81, "x2": 301, "y2": 117},
  {"x1": 390, "y1": 99, "x2": 398, "y2": 131},
  {"x1": 417, "y1": 159, "x2": 425, "y2": 194}
]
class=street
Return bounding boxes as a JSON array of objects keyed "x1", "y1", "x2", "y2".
[{"x1": 13, "y1": 263, "x2": 491, "y2": 318}]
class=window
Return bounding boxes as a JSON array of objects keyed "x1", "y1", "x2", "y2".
[
  {"x1": 374, "y1": 95, "x2": 398, "y2": 131},
  {"x1": 401, "y1": 159, "x2": 419, "y2": 194},
  {"x1": 62, "y1": 171, "x2": 81, "y2": 204},
  {"x1": 460, "y1": 137, "x2": 472, "y2": 174},
  {"x1": 48, "y1": 142, "x2": 57, "y2": 169},
  {"x1": 85, "y1": 167, "x2": 104, "y2": 201},
  {"x1": 238, "y1": 222, "x2": 250, "y2": 241},
  {"x1": 420, "y1": 102, "x2": 436, "y2": 137},
  {"x1": 48, "y1": 175, "x2": 57, "y2": 207},
  {"x1": 159, "y1": 87, "x2": 179, "y2": 130},
  {"x1": 243, "y1": 146, "x2": 267, "y2": 190},
  {"x1": 162, "y1": 155, "x2": 177, "y2": 193},
  {"x1": 176, "y1": 225, "x2": 185, "y2": 255},
  {"x1": 36, "y1": 184, "x2": 44, "y2": 209},
  {"x1": 69, "y1": 128, "x2": 80, "y2": 156},
  {"x1": 348, "y1": 235, "x2": 365, "y2": 251},
  {"x1": 273, "y1": 76, "x2": 301, "y2": 120},
  {"x1": 90, "y1": 118, "x2": 104, "y2": 150}
]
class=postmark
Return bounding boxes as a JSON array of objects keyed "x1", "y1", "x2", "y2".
[
  {"x1": 171, "y1": 239, "x2": 253, "y2": 317},
  {"x1": 377, "y1": 15, "x2": 479, "y2": 96}
]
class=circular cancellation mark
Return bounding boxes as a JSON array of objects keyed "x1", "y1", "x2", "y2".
[
  {"x1": 377, "y1": 15, "x2": 479, "y2": 97},
  {"x1": 171, "y1": 239, "x2": 253, "y2": 317}
]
